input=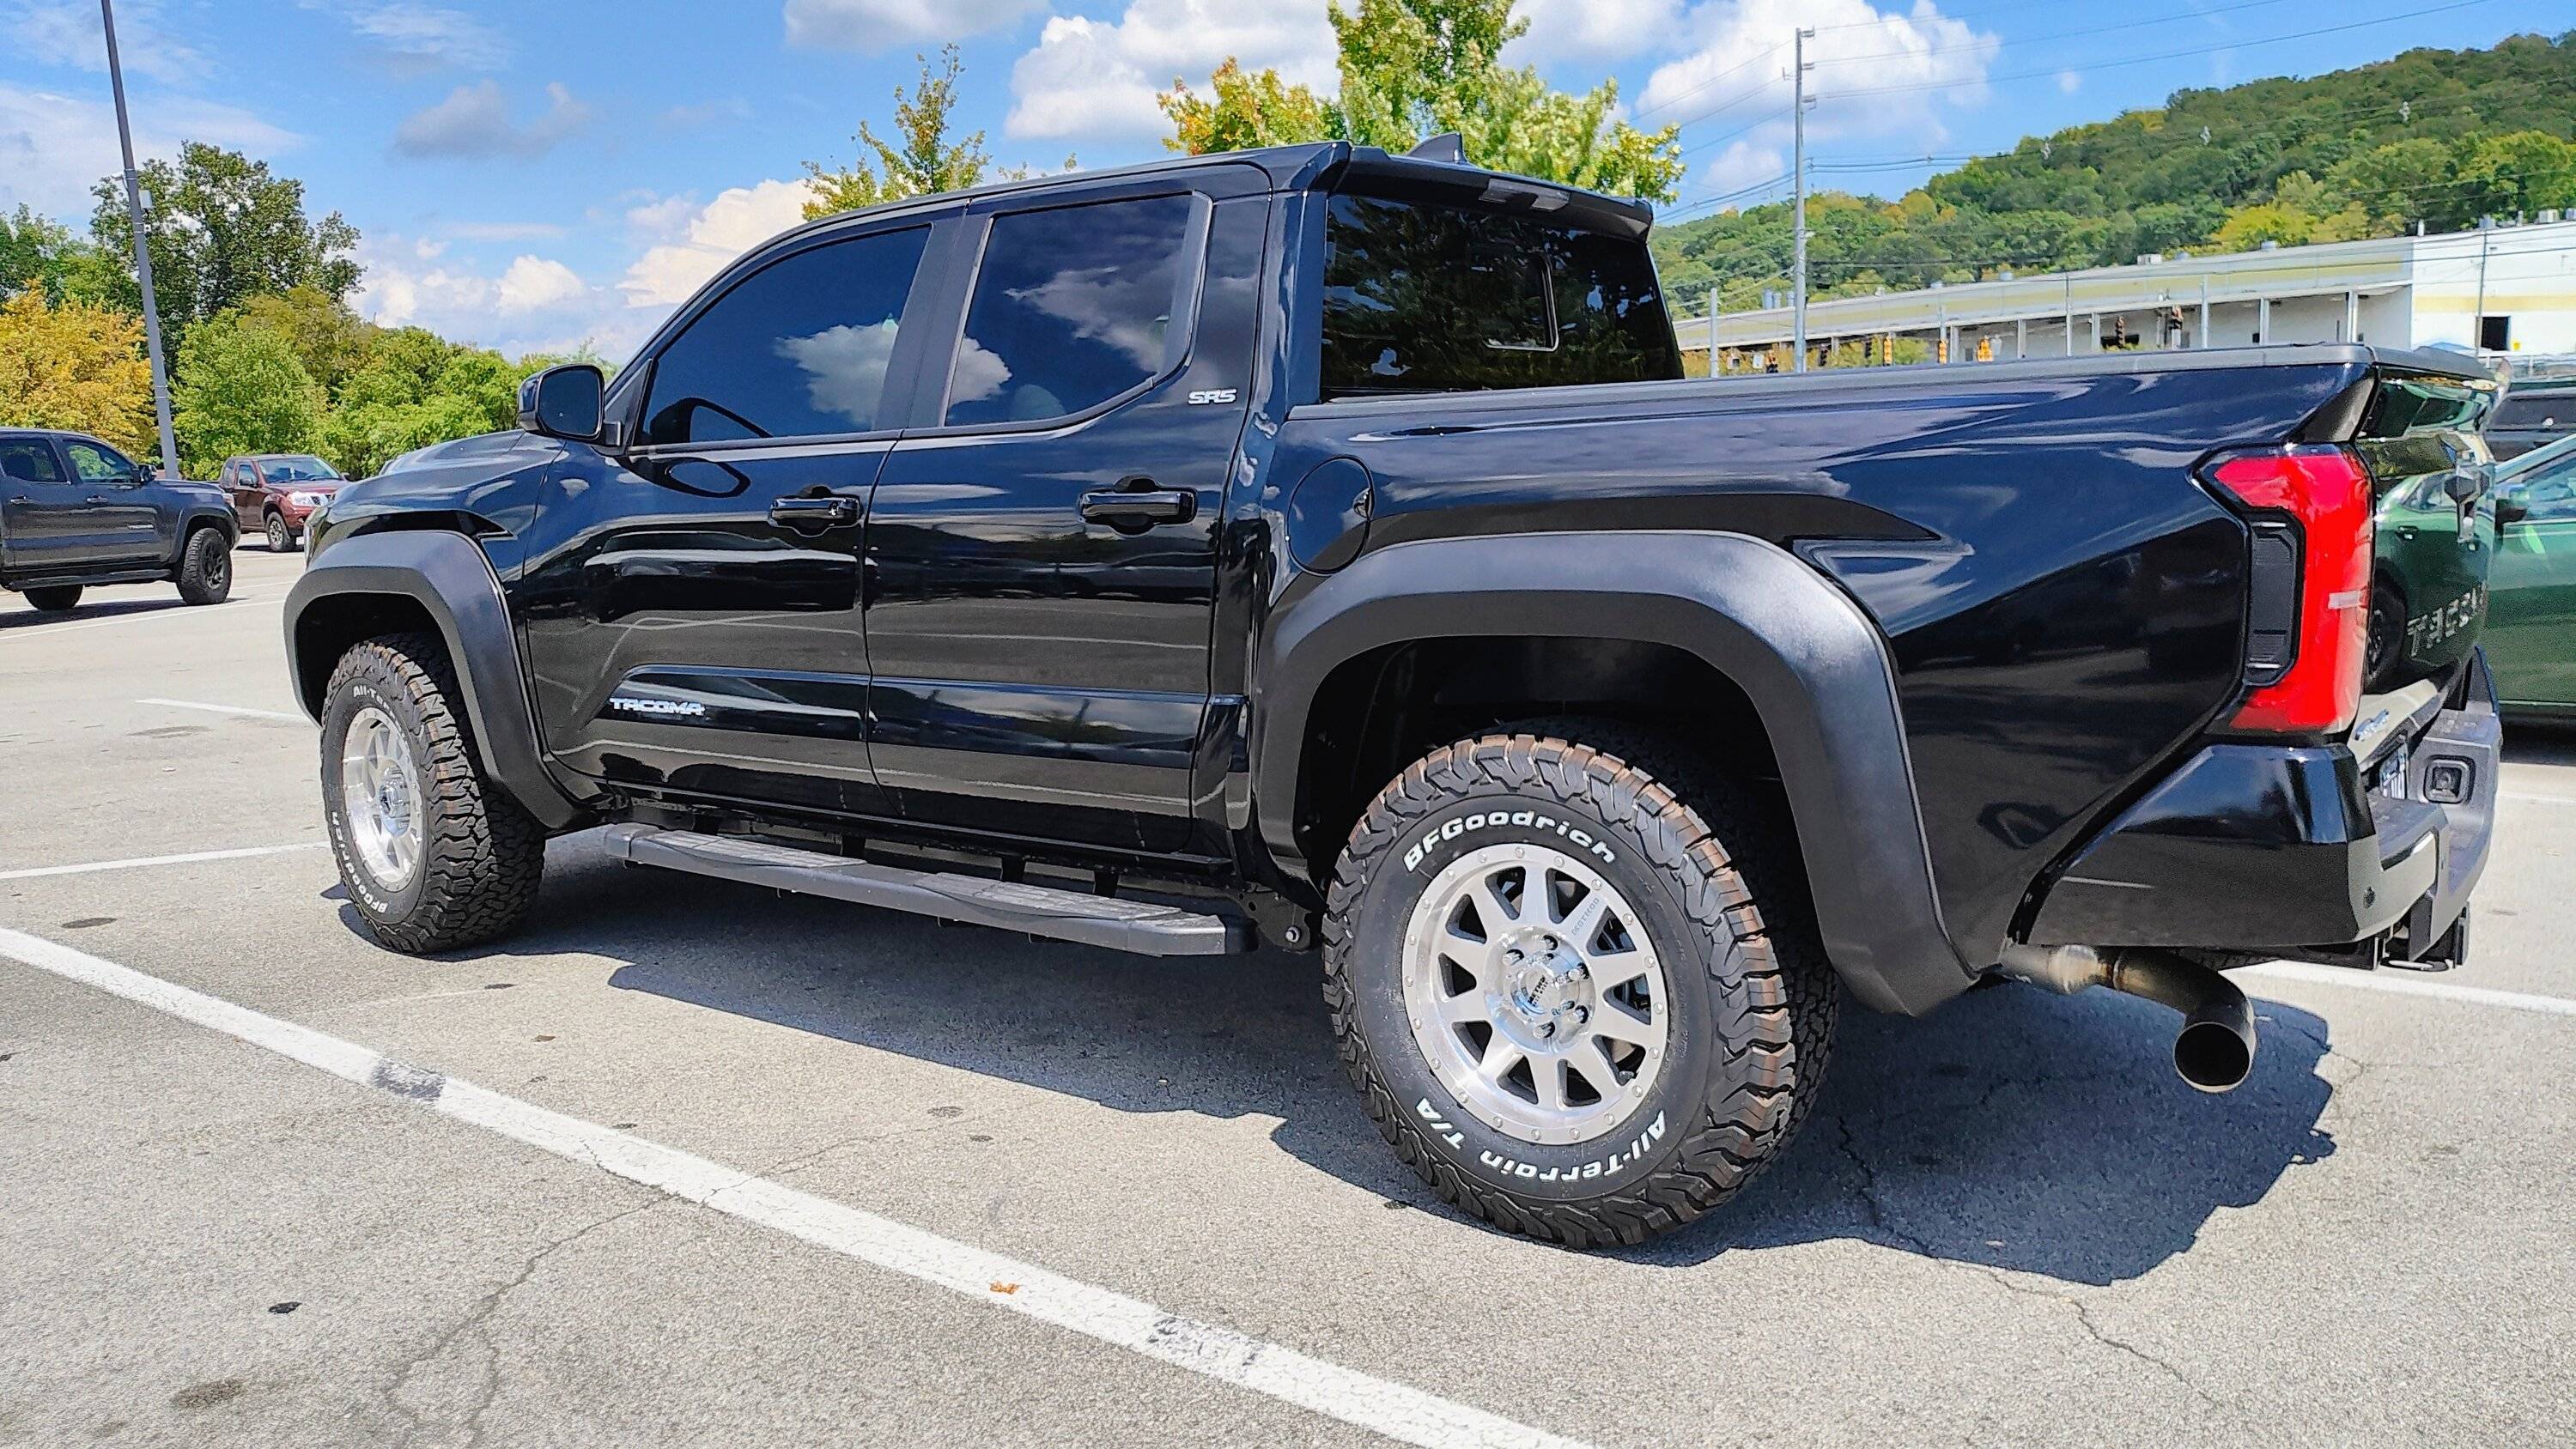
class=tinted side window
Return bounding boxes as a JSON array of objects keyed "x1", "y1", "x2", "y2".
[
  {"x1": 2494, "y1": 394, "x2": 2570, "y2": 431},
  {"x1": 944, "y1": 195, "x2": 1197, "y2": 427},
  {"x1": 0, "y1": 440, "x2": 66, "y2": 483},
  {"x1": 643, "y1": 227, "x2": 930, "y2": 446},
  {"x1": 1321, "y1": 194, "x2": 1680, "y2": 398},
  {"x1": 64, "y1": 440, "x2": 133, "y2": 481}
]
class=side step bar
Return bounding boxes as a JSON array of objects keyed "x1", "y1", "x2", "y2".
[{"x1": 599, "y1": 824, "x2": 1256, "y2": 957}]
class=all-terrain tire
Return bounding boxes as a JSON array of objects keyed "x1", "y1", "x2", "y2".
[
  {"x1": 23, "y1": 585, "x2": 82, "y2": 613},
  {"x1": 319, "y1": 632, "x2": 544, "y2": 953},
  {"x1": 174, "y1": 526, "x2": 231, "y2": 604},
  {"x1": 1323, "y1": 724, "x2": 1838, "y2": 1247},
  {"x1": 267, "y1": 510, "x2": 299, "y2": 553}
]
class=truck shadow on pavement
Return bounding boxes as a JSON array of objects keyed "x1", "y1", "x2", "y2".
[{"x1": 500, "y1": 846, "x2": 2336, "y2": 1288}]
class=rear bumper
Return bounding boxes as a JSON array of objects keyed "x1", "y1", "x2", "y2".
[{"x1": 2026, "y1": 657, "x2": 2499, "y2": 963}]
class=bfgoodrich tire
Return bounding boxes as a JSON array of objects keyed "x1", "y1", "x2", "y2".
[
  {"x1": 319, "y1": 633, "x2": 544, "y2": 953},
  {"x1": 1323, "y1": 725, "x2": 1837, "y2": 1247}
]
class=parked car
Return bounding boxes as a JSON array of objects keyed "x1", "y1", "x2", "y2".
[
  {"x1": 283, "y1": 141, "x2": 2501, "y2": 1248},
  {"x1": 2488, "y1": 431, "x2": 2576, "y2": 716},
  {"x1": 2, "y1": 428, "x2": 236, "y2": 615},
  {"x1": 2488, "y1": 380, "x2": 2576, "y2": 460},
  {"x1": 222, "y1": 452, "x2": 345, "y2": 553}
]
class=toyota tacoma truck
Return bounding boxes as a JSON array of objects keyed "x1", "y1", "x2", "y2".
[
  {"x1": 3, "y1": 427, "x2": 235, "y2": 614},
  {"x1": 282, "y1": 141, "x2": 2503, "y2": 1247}
]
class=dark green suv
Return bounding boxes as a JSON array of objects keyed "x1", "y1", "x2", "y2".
[{"x1": 2487, "y1": 431, "x2": 2576, "y2": 717}]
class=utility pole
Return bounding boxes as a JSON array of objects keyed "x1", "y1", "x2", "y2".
[
  {"x1": 1790, "y1": 27, "x2": 1814, "y2": 373},
  {"x1": 101, "y1": 0, "x2": 180, "y2": 479},
  {"x1": 2473, "y1": 219, "x2": 2493, "y2": 353}
]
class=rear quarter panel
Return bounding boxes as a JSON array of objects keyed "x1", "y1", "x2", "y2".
[{"x1": 1273, "y1": 354, "x2": 2367, "y2": 958}]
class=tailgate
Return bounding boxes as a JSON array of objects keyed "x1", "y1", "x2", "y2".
[{"x1": 2342, "y1": 354, "x2": 2506, "y2": 694}]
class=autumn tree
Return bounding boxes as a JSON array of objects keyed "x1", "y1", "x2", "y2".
[
  {"x1": 0, "y1": 292, "x2": 155, "y2": 452},
  {"x1": 1157, "y1": 0, "x2": 1682, "y2": 202},
  {"x1": 86, "y1": 142, "x2": 361, "y2": 332}
]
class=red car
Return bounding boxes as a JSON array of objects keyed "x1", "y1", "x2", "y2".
[{"x1": 222, "y1": 453, "x2": 344, "y2": 553}]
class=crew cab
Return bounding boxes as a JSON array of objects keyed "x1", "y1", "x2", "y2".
[
  {"x1": 2, "y1": 428, "x2": 235, "y2": 615},
  {"x1": 282, "y1": 142, "x2": 2504, "y2": 1248},
  {"x1": 222, "y1": 452, "x2": 345, "y2": 553}
]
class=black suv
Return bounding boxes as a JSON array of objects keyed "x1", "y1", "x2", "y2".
[
  {"x1": 2488, "y1": 380, "x2": 2576, "y2": 460},
  {"x1": 1, "y1": 429, "x2": 236, "y2": 614}
]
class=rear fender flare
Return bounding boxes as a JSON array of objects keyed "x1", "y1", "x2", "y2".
[
  {"x1": 1253, "y1": 529, "x2": 1972, "y2": 1015},
  {"x1": 283, "y1": 530, "x2": 590, "y2": 830}
]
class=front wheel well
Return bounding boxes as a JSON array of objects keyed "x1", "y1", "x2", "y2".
[
  {"x1": 1293, "y1": 635, "x2": 1789, "y2": 880},
  {"x1": 291, "y1": 593, "x2": 445, "y2": 717}
]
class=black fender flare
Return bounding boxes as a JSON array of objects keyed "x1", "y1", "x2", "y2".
[
  {"x1": 1252, "y1": 530, "x2": 1972, "y2": 1016},
  {"x1": 283, "y1": 530, "x2": 591, "y2": 830},
  {"x1": 176, "y1": 498, "x2": 238, "y2": 550}
]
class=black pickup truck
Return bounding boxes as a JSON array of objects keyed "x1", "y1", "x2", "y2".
[
  {"x1": 283, "y1": 142, "x2": 2503, "y2": 1247},
  {"x1": 3, "y1": 428, "x2": 235, "y2": 614}
]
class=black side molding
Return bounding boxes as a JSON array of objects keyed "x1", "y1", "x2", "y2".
[
  {"x1": 1254, "y1": 529, "x2": 1975, "y2": 1016},
  {"x1": 283, "y1": 530, "x2": 592, "y2": 830}
]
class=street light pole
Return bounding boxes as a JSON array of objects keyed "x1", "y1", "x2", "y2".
[
  {"x1": 100, "y1": 0, "x2": 180, "y2": 478},
  {"x1": 1790, "y1": 27, "x2": 1815, "y2": 373}
]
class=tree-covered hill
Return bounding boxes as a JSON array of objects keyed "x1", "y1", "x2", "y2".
[{"x1": 1653, "y1": 31, "x2": 2576, "y2": 315}]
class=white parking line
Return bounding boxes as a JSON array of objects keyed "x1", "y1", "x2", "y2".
[
  {"x1": 2242, "y1": 961, "x2": 2576, "y2": 1018},
  {"x1": 0, "y1": 842, "x2": 326, "y2": 882},
  {"x1": 138, "y1": 696, "x2": 307, "y2": 723},
  {"x1": 0, "y1": 926, "x2": 1588, "y2": 1449},
  {"x1": 0, "y1": 596, "x2": 285, "y2": 637}
]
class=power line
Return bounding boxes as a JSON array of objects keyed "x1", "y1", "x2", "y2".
[{"x1": 1631, "y1": 43, "x2": 1784, "y2": 124}]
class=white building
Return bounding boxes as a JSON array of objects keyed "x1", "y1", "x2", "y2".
[{"x1": 1676, "y1": 218, "x2": 2576, "y2": 369}]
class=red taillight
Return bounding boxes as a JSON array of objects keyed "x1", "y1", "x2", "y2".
[{"x1": 2205, "y1": 446, "x2": 2374, "y2": 736}]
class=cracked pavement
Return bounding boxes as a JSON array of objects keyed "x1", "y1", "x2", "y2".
[{"x1": 3, "y1": 550, "x2": 2574, "y2": 1446}]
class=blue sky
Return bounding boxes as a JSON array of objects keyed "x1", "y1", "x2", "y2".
[{"x1": 3, "y1": 0, "x2": 2568, "y2": 358}]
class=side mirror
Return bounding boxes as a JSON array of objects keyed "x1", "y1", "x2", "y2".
[
  {"x1": 518, "y1": 363, "x2": 605, "y2": 442},
  {"x1": 2495, "y1": 491, "x2": 2529, "y2": 528},
  {"x1": 131, "y1": 462, "x2": 157, "y2": 484}
]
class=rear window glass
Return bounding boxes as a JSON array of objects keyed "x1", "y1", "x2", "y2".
[
  {"x1": 2494, "y1": 393, "x2": 2573, "y2": 431},
  {"x1": 1321, "y1": 194, "x2": 1680, "y2": 399}
]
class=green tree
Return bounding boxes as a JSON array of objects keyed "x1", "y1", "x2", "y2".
[
  {"x1": 314, "y1": 328, "x2": 550, "y2": 477},
  {"x1": 2460, "y1": 130, "x2": 2576, "y2": 221},
  {"x1": 2325, "y1": 138, "x2": 2460, "y2": 231},
  {"x1": 86, "y1": 142, "x2": 361, "y2": 333},
  {"x1": 234, "y1": 285, "x2": 375, "y2": 396},
  {"x1": 0, "y1": 290, "x2": 155, "y2": 453},
  {"x1": 1159, "y1": 0, "x2": 1681, "y2": 201},
  {"x1": 171, "y1": 312, "x2": 325, "y2": 476},
  {"x1": 803, "y1": 45, "x2": 1005, "y2": 218},
  {"x1": 0, "y1": 207, "x2": 84, "y2": 303}
]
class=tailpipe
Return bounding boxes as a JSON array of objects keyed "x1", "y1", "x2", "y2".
[{"x1": 1996, "y1": 945, "x2": 2257, "y2": 1094}]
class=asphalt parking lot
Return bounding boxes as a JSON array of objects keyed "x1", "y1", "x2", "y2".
[{"x1": 3, "y1": 545, "x2": 2573, "y2": 1447}]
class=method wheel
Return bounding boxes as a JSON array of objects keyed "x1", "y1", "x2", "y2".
[
  {"x1": 23, "y1": 585, "x2": 82, "y2": 613},
  {"x1": 320, "y1": 633, "x2": 544, "y2": 953},
  {"x1": 267, "y1": 511, "x2": 300, "y2": 553},
  {"x1": 175, "y1": 526, "x2": 232, "y2": 604},
  {"x1": 1324, "y1": 724, "x2": 1837, "y2": 1247}
]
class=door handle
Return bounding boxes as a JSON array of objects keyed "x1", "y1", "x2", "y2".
[
  {"x1": 769, "y1": 494, "x2": 861, "y2": 530},
  {"x1": 1079, "y1": 482, "x2": 1195, "y2": 533}
]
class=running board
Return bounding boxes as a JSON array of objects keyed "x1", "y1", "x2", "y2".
[{"x1": 599, "y1": 824, "x2": 1256, "y2": 956}]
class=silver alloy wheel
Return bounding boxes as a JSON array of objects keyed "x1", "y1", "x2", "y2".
[
  {"x1": 340, "y1": 705, "x2": 424, "y2": 891},
  {"x1": 268, "y1": 513, "x2": 292, "y2": 551},
  {"x1": 1401, "y1": 842, "x2": 1671, "y2": 1146}
]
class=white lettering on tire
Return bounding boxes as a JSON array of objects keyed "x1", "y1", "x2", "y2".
[{"x1": 1403, "y1": 808, "x2": 1617, "y2": 871}]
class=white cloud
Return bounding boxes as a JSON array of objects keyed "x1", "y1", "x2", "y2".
[
  {"x1": 5, "y1": 1, "x2": 204, "y2": 84},
  {"x1": 393, "y1": 80, "x2": 592, "y2": 160},
  {"x1": 343, "y1": 3, "x2": 512, "y2": 70},
  {"x1": 617, "y1": 178, "x2": 817, "y2": 308},
  {"x1": 1506, "y1": 0, "x2": 1685, "y2": 63},
  {"x1": 1005, "y1": 0, "x2": 1336, "y2": 144},
  {"x1": 775, "y1": 320, "x2": 902, "y2": 427},
  {"x1": 0, "y1": 82, "x2": 298, "y2": 219},
  {"x1": 782, "y1": 0, "x2": 1041, "y2": 50},
  {"x1": 495, "y1": 255, "x2": 586, "y2": 314},
  {"x1": 1642, "y1": 0, "x2": 1996, "y2": 197},
  {"x1": 354, "y1": 239, "x2": 646, "y2": 360},
  {"x1": 2057, "y1": 70, "x2": 2082, "y2": 95}
]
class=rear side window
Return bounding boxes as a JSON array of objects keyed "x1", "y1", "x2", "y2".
[
  {"x1": 1, "y1": 440, "x2": 65, "y2": 483},
  {"x1": 943, "y1": 194, "x2": 1197, "y2": 427},
  {"x1": 643, "y1": 227, "x2": 930, "y2": 446},
  {"x1": 1321, "y1": 194, "x2": 1680, "y2": 398}
]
